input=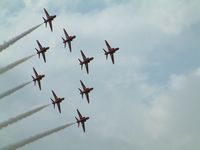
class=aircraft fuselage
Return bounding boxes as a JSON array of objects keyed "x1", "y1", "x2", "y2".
[
  {"x1": 64, "y1": 35, "x2": 76, "y2": 42},
  {"x1": 77, "y1": 117, "x2": 90, "y2": 123},
  {"x1": 82, "y1": 57, "x2": 94, "y2": 64},
  {"x1": 38, "y1": 47, "x2": 49, "y2": 54},
  {"x1": 53, "y1": 97, "x2": 65, "y2": 104},
  {"x1": 33, "y1": 75, "x2": 45, "y2": 81},
  {"x1": 83, "y1": 87, "x2": 93, "y2": 93},
  {"x1": 107, "y1": 47, "x2": 119, "y2": 54},
  {"x1": 45, "y1": 15, "x2": 56, "y2": 22}
]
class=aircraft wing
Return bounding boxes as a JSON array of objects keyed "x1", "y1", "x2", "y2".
[
  {"x1": 52, "y1": 90, "x2": 58, "y2": 99},
  {"x1": 64, "y1": 28, "x2": 69, "y2": 38},
  {"x1": 44, "y1": 8, "x2": 50, "y2": 17},
  {"x1": 85, "y1": 93, "x2": 90, "y2": 103},
  {"x1": 57, "y1": 103, "x2": 61, "y2": 113},
  {"x1": 36, "y1": 40, "x2": 42, "y2": 49},
  {"x1": 81, "y1": 122, "x2": 86, "y2": 132},
  {"x1": 33, "y1": 67, "x2": 38, "y2": 76},
  {"x1": 110, "y1": 53, "x2": 115, "y2": 64},
  {"x1": 80, "y1": 50, "x2": 86, "y2": 59},
  {"x1": 105, "y1": 40, "x2": 111, "y2": 50},
  {"x1": 48, "y1": 20, "x2": 53, "y2": 32},
  {"x1": 42, "y1": 52, "x2": 46, "y2": 63},
  {"x1": 37, "y1": 80, "x2": 41, "y2": 90},
  {"x1": 77, "y1": 109, "x2": 82, "y2": 118},
  {"x1": 68, "y1": 41, "x2": 72, "y2": 52},
  {"x1": 80, "y1": 80, "x2": 86, "y2": 89},
  {"x1": 85, "y1": 63, "x2": 89, "y2": 74}
]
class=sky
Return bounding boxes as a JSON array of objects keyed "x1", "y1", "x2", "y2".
[{"x1": 0, "y1": 0, "x2": 200, "y2": 149}]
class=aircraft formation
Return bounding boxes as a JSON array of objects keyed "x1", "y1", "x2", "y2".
[
  {"x1": 31, "y1": 8, "x2": 97, "y2": 133},
  {"x1": 0, "y1": 7, "x2": 120, "y2": 148},
  {"x1": 38, "y1": 8, "x2": 119, "y2": 132}
]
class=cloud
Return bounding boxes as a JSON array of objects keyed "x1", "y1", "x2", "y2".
[
  {"x1": 0, "y1": 0, "x2": 200, "y2": 150},
  {"x1": 144, "y1": 70, "x2": 200, "y2": 150}
]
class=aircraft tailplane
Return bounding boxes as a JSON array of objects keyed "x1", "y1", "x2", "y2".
[
  {"x1": 78, "y1": 88, "x2": 84, "y2": 98},
  {"x1": 75, "y1": 117, "x2": 80, "y2": 127},
  {"x1": 78, "y1": 59, "x2": 83, "y2": 69},
  {"x1": 35, "y1": 48, "x2": 40, "y2": 58},
  {"x1": 51, "y1": 98, "x2": 55, "y2": 108},
  {"x1": 103, "y1": 49, "x2": 108, "y2": 59},
  {"x1": 32, "y1": 76, "x2": 36, "y2": 85},
  {"x1": 43, "y1": 17, "x2": 47, "y2": 27},
  {"x1": 62, "y1": 37, "x2": 66, "y2": 47}
]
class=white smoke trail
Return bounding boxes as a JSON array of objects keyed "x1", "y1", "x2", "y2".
[
  {"x1": 0, "y1": 54, "x2": 35, "y2": 75},
  {"x1": 0, "y1": 24, "x2": 42, "y2": 52},
  {"x1": 0, "y1": 81, "x2": 32, "y2": 100},
  {"x1": 0, "y1": 104, "x2": 50, "y2": 130},
  {"x1": 1, "y1": 123, "x2": 75, "y2": 150}
]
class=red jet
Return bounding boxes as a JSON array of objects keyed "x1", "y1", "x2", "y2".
[
  {"x1": 103, "y1": 40, "x2": 119, "y2": 64},
  {"x1": 32, "y1": 67, "x2": 45, "y2": 90},
  {"x1": 78, "y1": 50, "x2": 94, "y2": 74},
  {"x1": 50, "y1": 90, "x2": 65, "y2": 113},
  {"x1": 79, "y1": 80, "x2": 93, "y2": 103},
  {"x1": 62, "y1": 28, "x2": 76, "y2": 52},
  {"x1": 35, "y1": 40, "x2": 49, "y2": 63},
  {"x1": 75, "y1": 109, "x2": 89, "y2": 133},
  {"x1": 43, "y1": 8, "x2": 56, "y2": 32}
]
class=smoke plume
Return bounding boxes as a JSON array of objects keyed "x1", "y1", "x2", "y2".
[
  {"x1": 0, "y1": 24, "x2": 42, "y2": 52},
  {"x1": 1, "y1": 123, "x2": 75, "y2": 150},
  {"x1": 0, "y1": 104, "x2": 50, "y2": 130},
  {"x1": 0, "y1": 81, "x2": 32, "y2": 100},
  {"x1": 0, "y1": 54, "x2": 35, "y2": 75}
]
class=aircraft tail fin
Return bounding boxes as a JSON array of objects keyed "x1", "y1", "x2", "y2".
[
  {"x1": 32, "y1": 76, "x2": 36, "y2": 85},
  {"x1": 75, "y1": 117, "x2": 80, "y2": 127},
  {"x1": 43, "y1": 17, "x2": 47, "y2": 27},
  {"x1": 103, "y1": 49, "x2": 108, "y2": 59},
  {"x1": 78, "y1": 59, "x2": 83, "y2": 69},
  {"x1": 51, "y1": 98, "x2": 55, "y2": 108},
  {"x1": 35, "y1": 48, "x2": 40, "y2": 58},
  {"x1": 78, "y1": 88, "x2": 84, "y2": 98}
]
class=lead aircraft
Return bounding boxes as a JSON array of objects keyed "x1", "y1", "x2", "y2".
[{"x1": 43, "y1": 8, "x2": 56, "y2": 32}]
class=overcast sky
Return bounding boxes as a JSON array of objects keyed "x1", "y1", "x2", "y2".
[{"x1": 0, "y1": 0, "x2": 200, "y2": 149}]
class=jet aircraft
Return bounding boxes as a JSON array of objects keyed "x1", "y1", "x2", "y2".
[
  {"x1": 78, "y1": 50, "x2": 94, "y2": 74},
  {"x1": 75, "y1": 109, "x2": 89, "y2": 132},
  {"x1": 62, "y1": 28, "x2": 76, "y2": 52},
  {"x1": 35, "y1": 40, "x2": 49, "y2": 63},
  {"x1": 32, "y1": 67, "x2": 45, "y2": 90},
  {"x1": 50, "y1": 90, "x2": 65, "y2": 113},
  {"x1": 78, "y1": 80, "x2": 93, "y2": 103},
  {"x1": 103, "y1": 40, "x2": 119, "y2": 64},
  {"x1": 43, "y1": 8, "x2": 56, "y2": 32}
]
